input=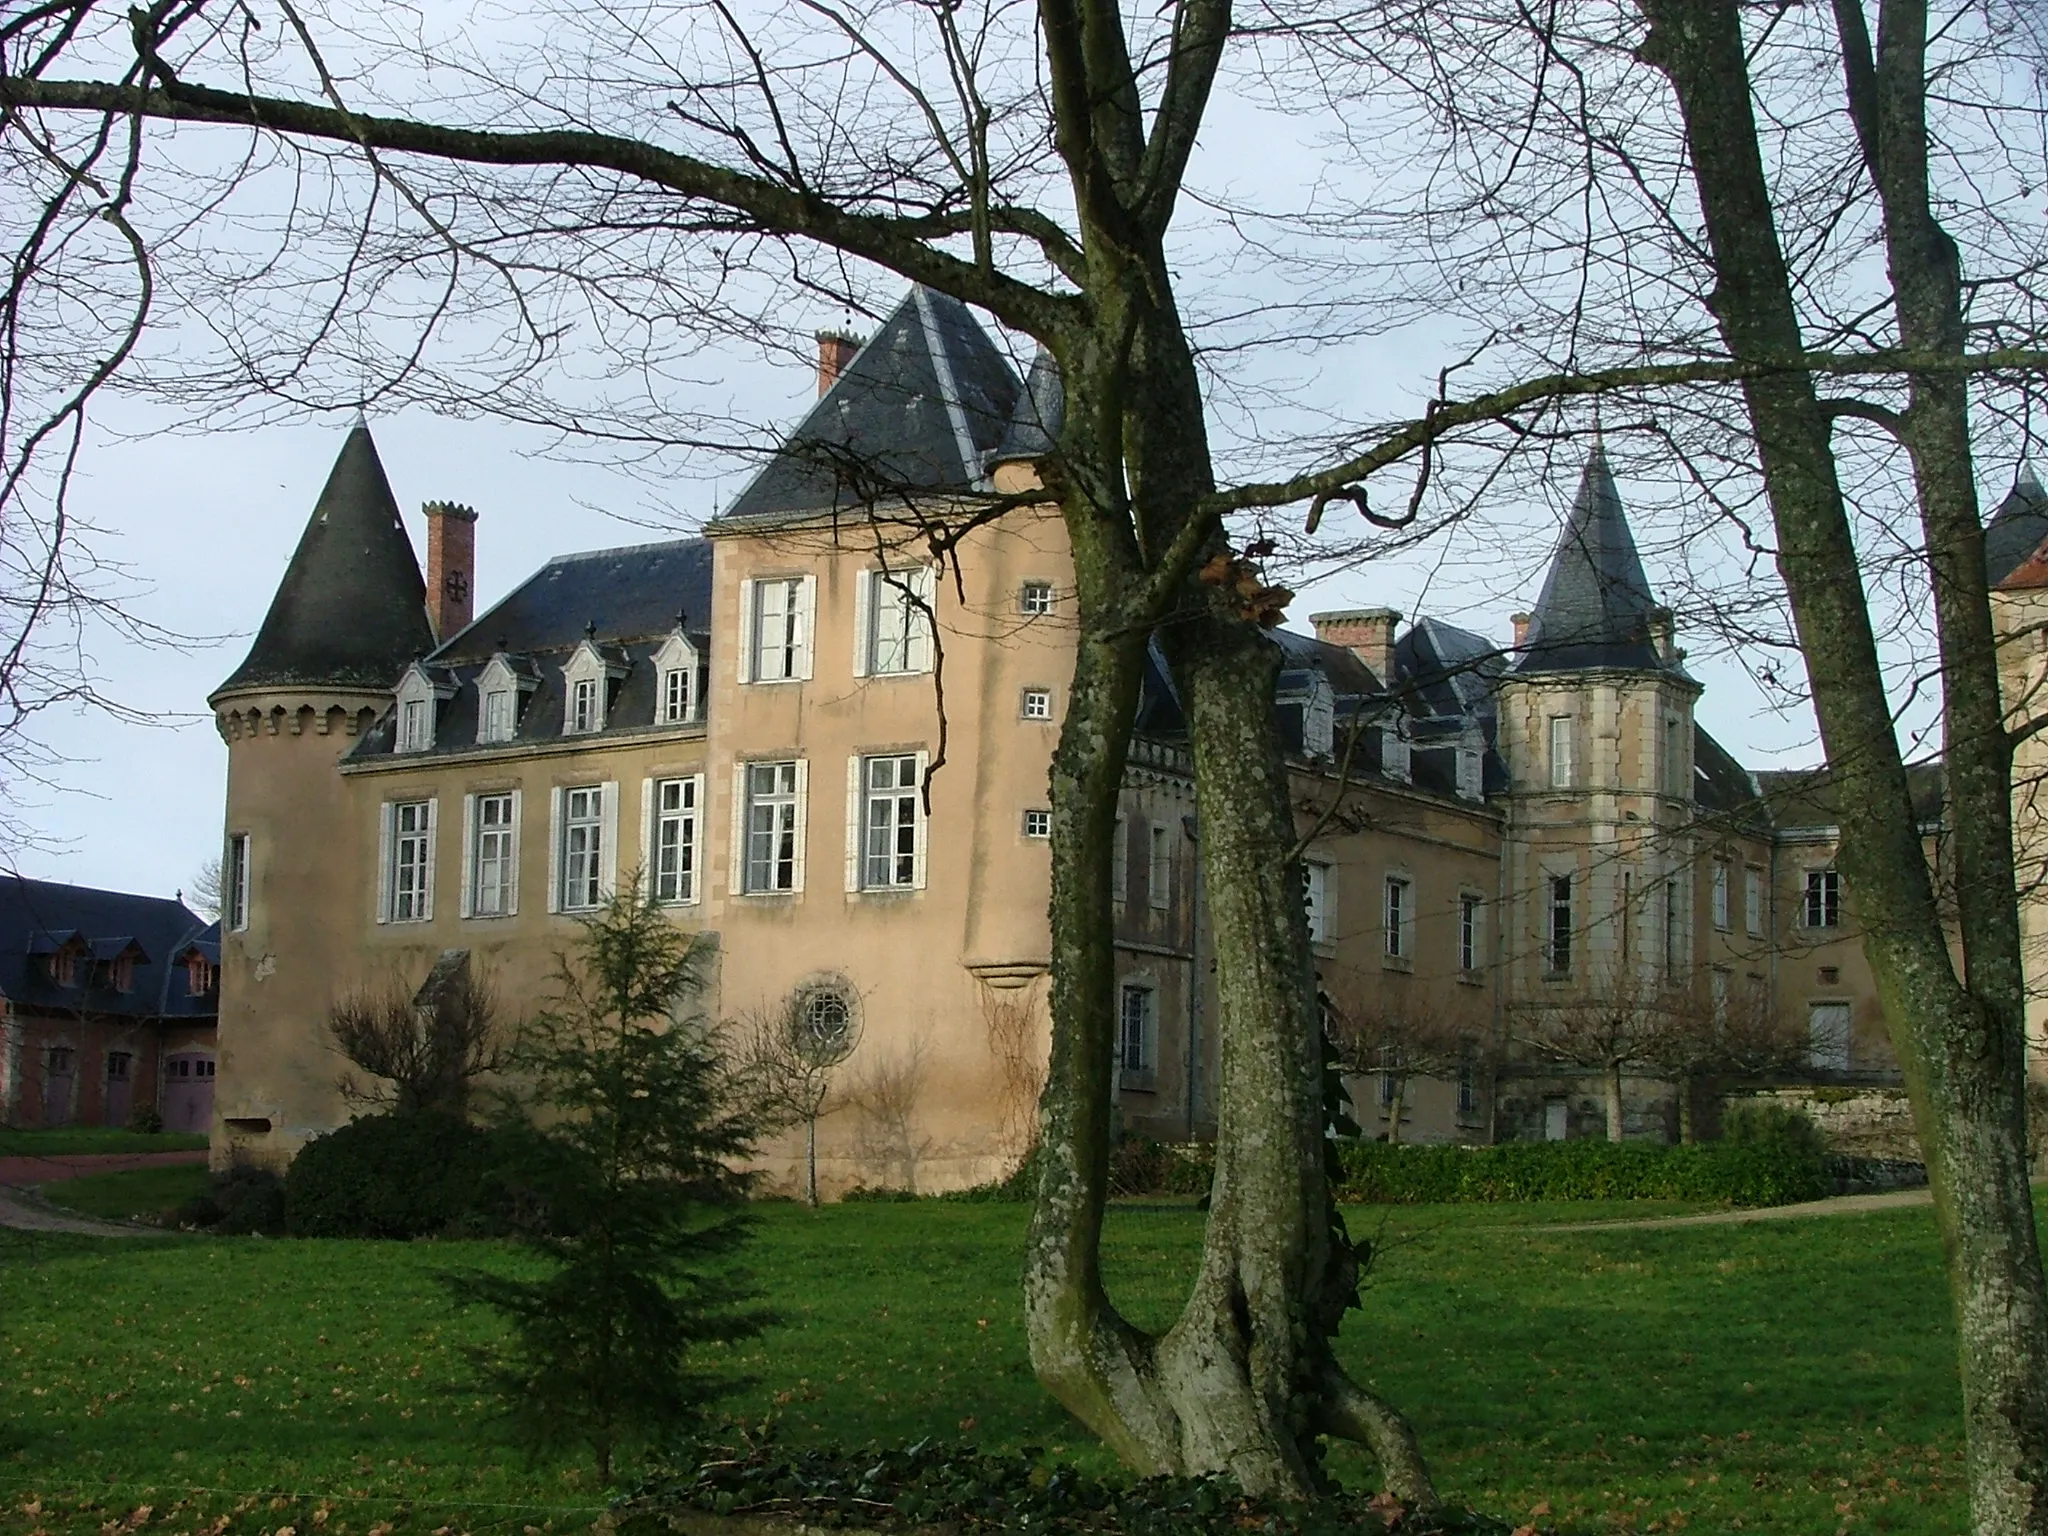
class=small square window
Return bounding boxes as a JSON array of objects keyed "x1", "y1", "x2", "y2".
[
  {"x1": 1021, "y1": 687, "x2": 1053, "y2": 720},
  {"x1": 1023, "y1": 809, "x2": 1051, "y2": 839},
  {"x1": 1020, "y1": 581, "x2": 1054, "y2": 616}
]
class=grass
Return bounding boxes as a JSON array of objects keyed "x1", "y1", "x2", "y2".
[
  {"x1": 0, "y1": 1129, "x2": 207, "y2": 1157},
  {"x1": 0, "y1": 1195, "x2": 1967, "y2": 1536},
  {"x1": 34, "y1": 1164, "x2": 209, "y2": 1222}
]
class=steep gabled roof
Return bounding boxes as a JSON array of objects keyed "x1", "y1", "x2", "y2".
[
  {"x1": 716, "y1": 288, "x2": 1021, "y2": 524},
  {"x1": 1986, "y1": 466, "x2": 2048, "y2": 589},
  {"x1": 215, "y1": 423, "x2": 434, "y2": 696},
  {"x1": 0, "y1": 877, "x2": 216, "y2": 1020},
  {"x1": 1398, "y1": 617, "x2": 1504, "y2": 720},
  {"x1": 992, "y1": 348, "x2": 1064, "y2": 464},
  {"x1": 432, "y1": 539, "x2": 713, "y2": 664},
  {"x1": 1515, "y1": 447, "x2": 1670, "y2": 674}
]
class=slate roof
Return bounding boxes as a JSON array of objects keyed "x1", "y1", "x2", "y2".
[
  {"x1": 216, "y1": 423, "x2": 434, "y2": 696},
  {"x1": 716, "y1": 288, "x2": 1022, "y2": 524},
  {"x1": 1693, "y1": 726, "x2": 1768, "y2": 827},
  {"x1": 1754, "y1": 760, "x2": 1948, "y2": 833},
  {"x1": 1515, "y1": 448, "x2": 1674, "y2": 674},
  {"x1": 992, "y1": 348, "x2": 1064, "y2": 465},
  {"x1": 0, "y1": 877, "x2": 217, "y2": 1020},
  {"x1": 352, "y1": 538, "x2": 714, "y2": 760},
  {"x1": 1397, "y1": 617, "x2": 1505, "y2": 722},
  {"x1": 1986, "y1": 466, "x2": 2048, "y2": 589}
]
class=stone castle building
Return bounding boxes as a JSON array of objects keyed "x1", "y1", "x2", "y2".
[{"x1": 207, "y1": 285, "x2": 2048, "y2": 1186}]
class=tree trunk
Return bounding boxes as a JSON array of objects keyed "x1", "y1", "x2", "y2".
[
  {"x1": 1605, "y1": 1060, "x2": 1624, "y2": 1142},
  {"x1": 1638, "y1": 5, "x2": 2048, "y2": 1527},
  {"x1": 1384, "y1": 1077, "x2": 1406, "y2": 1145},
  {"x1": 1676, "y1": 1079, "x2": 1694, "y2": 1146},
  {"x1": 805, "y1": 1114, "x2": 819, "y2": 1208}
]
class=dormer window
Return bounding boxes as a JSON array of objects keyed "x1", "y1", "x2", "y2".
[
  {"x1": 1456, "y1": 746, "x2": 1483, "y2": 801},
  {"x1": 186, "y1": 954, "x2": 214, "y2": 994},
  {"x1": 561, "y1": 638, "x2": 626, "y2": 737},
  {"x1": 475, "y1": 652, "x2": 538, "y2": 745},
  {"x1": 1382, "y1": 722, "x2": 1411, "y2": 783},
  {"x1": 47, "y1": 950, "x2": 76, "y2": 987},
  {"x1": 652, "y1": 629, "x2": 702, "y2": 726},
  {"x1": 109, "y1": 954, "x2": 134, "y2": 993},
  {"x1": 393, "y1": 664, "x2": 454, "y2": 755},
  {"x1": 482, "y1": 688, "x2": 514, "y2": 741},
  {"x1": 1302, "y1": 675, "x2": 1335, "y2": 758}
]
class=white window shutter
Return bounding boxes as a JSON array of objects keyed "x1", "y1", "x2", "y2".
[
  {"x1": 506, "y1": 788, "x2": 523, "y2": 917},
  {"x1": 375, "y1": 802, "x2": 394, "y2": 924},
  {"x1": 419, "y1": 799, "x2": 438, "y2": 923},
  {"x1": 907, "y1": 568, "x2": 936, "y2": 674},
  {"x1": 795, "y1": 575, "x2": 817, "y2": 680},
  {"x1": 1325, "y1": 863, "x2": 1338, "y2": 932},
  {"x1": 459, "y1": 794, "x2": 477, "y2": 919},
  {"x1": 737, "y1": 579, "x2": 757, "y2": 684},
  {"x1": 852, "y1": 569, "x2": 873, "y2": 679},
  {"x1": 730, "y1": 762, "x2": 750, "y2": 895},
  {"x1": 791, "y1": 758, "x2": 810, "y2": 893},
  {"x1": 546, "y1": 787, "x2": 564, "y2": 914},
  {"x1": 638, "y1": 777, "x2": 655, "y2": 898},
  {"x1": 912, "y1": 749, "x2": 931, "y2": 889},
  {"x1": 845, "y1": 755, "x2": 863, "y2": 893},
  {"x1": 688, "y1": 773, "x2": 707, "y2": 904},
  {"x1": 599, "y1": 781, "x2": 620, "y2": 901}
]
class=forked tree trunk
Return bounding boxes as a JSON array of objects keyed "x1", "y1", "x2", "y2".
[{"x1": 1639, "y1": 6, "x2": 2048, "y2": 1528}]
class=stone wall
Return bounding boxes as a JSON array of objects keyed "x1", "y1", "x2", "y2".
[{"x1": 1725, "y1": 1086, "x2": 1921, "y2": 1160}]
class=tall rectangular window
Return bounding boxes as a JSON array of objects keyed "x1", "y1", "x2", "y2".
[
  {"x1": 1805, "y1": 869, "x2": 1840, "y2": 929},
  {"x1": 1711, "y1": 967, "x2": 1730, "y2": 1023},
  {"x1": 389, "y1": 800, "x2": 433, "y2": 922},
  {"x1": 653, "y1": 778, "x2": 699, "y2": 903},
  {"x1": 867, "y1": 569, "x2": 934, "y2": 675},
  {"x1": 1119, "y1": 984, "x2": 1153, "y2": 1072},
  {"x1": 399, "y1": 697, "x2": 431, "y2": 752},
  {"x1": 1744, "y1": 867, "x2": 1765, "y2": 937},
  {"x1": 1548, "y1": 715, "x2": 1575, "y2": 788},
  {"x1": 481, "y1": 688, "x2": 514, "y2": 743},
  {"x1": 745, "y1": 761, "x2": 801, "y2": 893},
  {"x1": 1809, "y1": 1002, "x2": 1852, "y2": 1070},
  {"x1": 471, "y1": 793, "x2": 515, "y2": 917},
  {"x1": 1460, "y1": 893, "x2": 1482, "y2": 972},
  {"x1": 862, "y1": 755, "x2": 921, "y2": 889},
  {"x1": 752, "y1": 578, "x2": 807, "y2": 682},
  {"x1": 569, "y1": 677, "x2": 599, "y2": 735},
  {"x1": 1711, "y1": 860, "x2": 1730, "y2": 930},
  {"x1": 1112, "y1": 814, "x2": 1128, "y2": 906},
  {"x1": 1147, "y1": 823, "x2": 1172, "y2": 909},
  {"x1": 1384, "y1": 875, "x2": 1411, "y2": 959},
  {"x1": 1663, "y1": 876, "x2": 1682, "y2": 978},
  {"x1": 1304, "y1": 860, "x2": 1332, "y2": 943},
  {"x1": 661, "y1": 666, "x2": 691, "y2": 724},
  {"x1": 1665, "y1": 717, "x2": 1683, "y2": 793},
  {"x1": 226, "y1": 833, "x2": 251, "y2": 933},
  {"x1": 1456, "y1": 1056, "x2": 1477, "y2": 1116},
  {"x1": 559, "y1": 786, "x2": 604, "y2": 911},
  {"x1": 1547, "y1": 874, "x2": 1573, "y2": 975}
]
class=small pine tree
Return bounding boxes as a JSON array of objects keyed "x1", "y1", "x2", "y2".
[{"x1": 448, "y1": 888, "x2": 765, "y2": 1480}]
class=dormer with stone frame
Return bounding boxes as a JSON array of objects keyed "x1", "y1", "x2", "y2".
[
  {"x1": 474, "y1": 650, "x2": 541, "y2": 745},
  {"x1": 392, "y1": 662, "x2": 457, "y2": 754},
  {"x1": 651, "y1": 626, "x2": 706, "y2": 726},
  {"x1": 561, "y1": 636, "x2": 629, "y2": 737}
]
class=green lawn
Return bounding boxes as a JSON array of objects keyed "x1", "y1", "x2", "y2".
[
  {"x1": 0, "y1": 1197, "x2": 1966, "y2": 1536},
  {"x1": 35, "y1": 1164, "x2": 208, "y2": 1222},
  {"x1": 0, "y1": 1129, "x2": 207, "y2": 1157}
]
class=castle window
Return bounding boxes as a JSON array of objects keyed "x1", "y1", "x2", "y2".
[
  {"x1": 467, "y1": 792, "x2": 518, "y2": 918},
  {"x1": 1021, "y1": 687, "x2": 1053, "y2": 720},
  {"x1": 381, "y1": 800, "x2": 435, "y2": 923},
  {"x1": 46, "y1": 949, "x2": 76, "y2": 988},
  {"x1": 569, "y1": 677, "x2": 600, "y2": 735},
  {"x1": 742, "y1": 761, "x2": 805, "y2": 894},
  {"x1": 652, "y1": 777, "x2": 702, "y2": 904},
  {"x1": 557, "y1": 786, "x2": 606, "y2": 911},
  {"x1": 1381, "y1": 723, "x2": 1410, "y2": 783},
  {"x1": 1548, "y1": 715, "x2": 1575, "y2": 788},
  {"x1": 1804, "y1": 869, "x2": 1840, "y2": 929},
  {"x1": 1665, "y1": 717, "x2": 1684, "y2": 793},
  {"x1": 481, "y1": 687, "x2": 515, "y2": 743},
  {"x1": 186, "y1": 954, "x2": 214, "y2": 995},
  {"x1": 1547, "y1": 874, "x2": 1574, "y2": 975},
  {"x1": 1022, "y1": 809, "x2": 1051, "y2": 840},
  {"x1": 1119, "y1": 984, "x2": 1154, "y2": 1073},
  {"x1": 1383, "y1": 875, "x2": 1412, "y2": 960},
  {"x1": 1663, "y1": 876, "x2": 1684, "y2": 980},
  {"x1": 1456, "y1": 1055, "x2": 1477, "y2": 1116},
  {"x1": 1460, "y1": 893, "x2": 1483, "y2": 973},
  {"x1": 1711, "y1": 967, "x2": 1730, "y2": 1022},
  {"x1": 652, "y1": 630, "x2": 701, "y2": 726},
  {"x1": 1112, "y1": 814, "x2": 1128, "y2": 905},
  {"x1": 1456, "y1": 746, "x2": 1483, "y2": 801},
  {"x1": 859, "y1": 754, "x2": 925, "y2": 890},
  {"x1": 109, "y1": 954, "x2": 134, "y2": 993},
  {"x1": 1745, "y1": 866, "x2": 1765, "y2": 937},
  {"x1": 1711, "y1": 860, "x2": 1730, "y2": 930},
  {"x1": 745, "y1": 577, "x2": 812, "y2": 683},
  {"x1": 662, "y1": 666, "x2": 690, "y2": 724},
  {"x1": 861, "y1": 568, "x2": 935, "y2": 676},
  {"x1": 226, "y1": 833, "x2": 250, "y2": 933},
  {"x1": 1020, "y1": 581, "x2": 1055, "y2": 616},
  {"x1": 399, "y1": 697, "x2": 431, "y2": 752},
  {"x1": 1147, "y1": 823, "x2": 1172, "y2": 910},
  {"x1": 1304, "y1": 860, "x2": 1333, "y2": 943}
]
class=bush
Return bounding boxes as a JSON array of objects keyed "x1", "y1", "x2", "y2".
[
  {"x1": 1108, "y1": 1135, "x2": 1214, "y2": 1198},
  {"x1": 1331, "y1": 1137, "x2": 1828, "y2": 1208},
  {"x1": 1722, "y1": 1100, "x2": 1830, "y2": 1160},
  {"x1": 127, "y1": 1105, "x2": 163, "y2": 1135},
  {"x1": 173, "y1": 1160, "x2": 286, "y2": 1234},
  {"x1": 284, "y1": 1112, "x2": 515, "y2": 1238}
]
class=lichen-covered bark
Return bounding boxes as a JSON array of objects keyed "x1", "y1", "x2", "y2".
[{"x1": 1639, "y1": 6, "x2": 2048, "y2": 1528}]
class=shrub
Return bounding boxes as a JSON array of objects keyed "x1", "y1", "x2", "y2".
[
  {"x1": 284, "y1": 1112, "x2": 513, "y2": 1238},
  {"x1": 127, "y1": 1105, "x2": 163, "y2": 1135},
  {"x1": 1722, "y1": 1100, "x2": 1830, "y2": 1159},
  {"x1": 1108, "y1": 1135, "x2": 1214, "y2": 1198},
  {"x1": 174, "y1": 1160, "x2": 287, "y2": 1234},
  {"x1": 1331, "y1": 1137, "x2": 1828, "y2": 1208}
]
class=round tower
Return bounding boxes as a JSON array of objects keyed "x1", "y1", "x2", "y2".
[{"x1": 208, "y1": 421, "x2": 433, "y2": 1169}]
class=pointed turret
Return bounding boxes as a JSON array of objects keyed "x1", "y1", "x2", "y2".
[
  {"x1": 990, "y1": 348, "x2": 1064, "y2": 466},
  {"x1": 213, "y1": 424, "x2": 432, "y2": 698},
  {"x1": 1514, "y1": 447, "x2": 1670, "y2": 674},
  {"x1": 1986, "y1": 464, "x2": 2048, "y2": 590}
]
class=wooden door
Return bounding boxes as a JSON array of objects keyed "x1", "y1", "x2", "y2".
[
  {"x1": 41, "y1": 1047, "x2": 74, "y2": 1127},
  {"x1": 160, "y1": 1054, "x2": 215, "y2": 1134},
  {"x1": 103, "y1": 1051, "x2": 133, "y2": 1128}
]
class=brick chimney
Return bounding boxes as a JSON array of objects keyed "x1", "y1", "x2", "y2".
[
  {"x1": 1310, "y1": 607, "x2": 1401, "y2": 685},
  {"x1": 1510, "y1": 612, "x2": 1532, "y2": 651},
  {"x1": 816, "y1": 329, "x2": 862, "y2": 397},
  {"x1": 423, "y1": 501, "x2": 478, "y2": 641}
]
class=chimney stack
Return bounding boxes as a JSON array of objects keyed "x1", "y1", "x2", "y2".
[
  {"x1": 1510, "y1": 612, "x2": 1532, "y2": 651},
  {"x1": 423, "y1": 501, "x2": 478, "y2": 641},
  {"x1": 816, "y1": 329, "x2": 862, "y2": 398},
  {"x1": 1310, "y1": 607, "x2": 1401, "y2": 685}
]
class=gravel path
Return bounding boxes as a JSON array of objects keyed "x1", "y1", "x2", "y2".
[{"x1": 1525, "y1": 1186, "x2": 1938, "y2": 1232}]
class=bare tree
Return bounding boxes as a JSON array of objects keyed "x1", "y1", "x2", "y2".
[
  {"x1": 1508, "y1": 965, "x2": 1675, "y2": 1144},
  {"x1": 1638, "y1": 976, "x2": 1810, "y2": 1146},
  {"x1": 329, "y1": 950, "x2": 509, "y2": 1118},
  {"x1": 185, "y1": 857, "x2": 222, "y2": 924},
  {"x1": 728, "y1": 986, "x2": 858, "y2": 1206},
  {"x1": 1322, "y1": 984, "x2": 1480, "y2": 1146}
]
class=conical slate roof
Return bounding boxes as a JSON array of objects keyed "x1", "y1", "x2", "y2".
[
  {"x1": 214, "y1": 424, "x2": 432, "y2": 696},
  {"x1": 1985, "y1": 465, "x2": 2048, "y2": 589},
  {"x1": 716, "y1": 287, "x2": 1021, "y2": 523},
  {"x1": 1514, "y1": 447, "x2": 1668, "y2": 674},
  {"x1": 991, "y1": 348, "x2": 1064, "y2": 464}
]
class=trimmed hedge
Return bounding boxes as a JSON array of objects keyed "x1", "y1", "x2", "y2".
[
  {"x1": 1332, "y1": 1137, "x2": 1828, "y2": 1208},
  {"x1": 284, "y1": 1112, "x2": 520, "y2": 1238}
]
